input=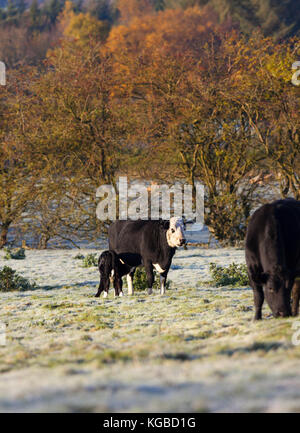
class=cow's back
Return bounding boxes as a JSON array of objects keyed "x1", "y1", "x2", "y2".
[
  {"x1": 108, "y1": 220, "x2": 163, "y2": 257},
  {"x1": 246, "y1": 199, "x2": 300, "y2": 273},
  {"x1": 273, "y1": 199, "x2": 300, "y2": 270}
]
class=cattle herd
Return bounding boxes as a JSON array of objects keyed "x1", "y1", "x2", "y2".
[{"x1": 96, "y1": 199, "x2": 300, "y2": 321}]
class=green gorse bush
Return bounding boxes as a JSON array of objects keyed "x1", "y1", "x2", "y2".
[
  {"x1": 209, "y1": 262, "x2": 249, "y2": 287},
  {"x1": 4, "y1": 247, "x2": 26, "y2": 260},
  {"x1": 73, "y1": 253, "x2": 85, "y2": 260},
  {"x1": 81, "y1": 253, "x2": 98, "y2": 268},
  {"x1": 132, "y1": 267, "x2": 171, "y2": 291},
  {"x1": 0, "y1": 266, "x2": 37, "y2": 292}
]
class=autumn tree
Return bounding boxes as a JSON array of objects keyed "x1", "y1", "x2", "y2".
[
  {"x1": 106, "y1": 5, "x2": 220, "y2": 176},
  {"x1": 166, "y1": 0, "x2": 300, "y2": 39},
  {"x1": 116, "y1": 0, "x2": 155, "y2": 24},
  {"x1": 60, "y1": 1, "x2": 110, "y2": 45},
  {"x1": 23, "y1": 176, "x2": 96, "y2": 249},
  {"x1": 107, "y1": 10, "x2": 267, "y2": 243},
  {"x1": 228, "y1": 35, "x2": 300, "y2": 199},
  {"x1": 0, "y1": 68, "x2": 41, "y2": 247},
  {"x1": 22, "y1": 31, "x2": 137, "y2": 244},
  {"x1": 162, "y1": 32, "x2": 266, "y2": 243}
]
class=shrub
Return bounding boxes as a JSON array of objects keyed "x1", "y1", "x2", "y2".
[
  {"x1": 81, "y1": 253, "x2": 98, "y2": 268},
  {"x1": 0, "y1": 266, "x2": 37, "y2": 292},
  {"x1": 4, "y1": 247, "x2": 26, "y2": 260},
  {"x1": 132, "y1": 267, "x2": 171, "y2": 291},
  {"x1": 73, "y1": 253, "x2": 85, "y2": 260},
  {"x1": 209, "y1": 262, "x2": 249, "y2": 287}
]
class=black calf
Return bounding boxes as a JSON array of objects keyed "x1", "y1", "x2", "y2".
[{"x1": 95, "y1": 250, "x2": 134, "y2": 298}]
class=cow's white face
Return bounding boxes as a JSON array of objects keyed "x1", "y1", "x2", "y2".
[{"x1": 166, "y1": 217, "x2": 186, "y2": 248}]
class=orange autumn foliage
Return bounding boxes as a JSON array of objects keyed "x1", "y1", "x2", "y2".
[
  {"x1": 108, "y1": 6, "x2": 219, "y2": 60},
  {"x1": 117, "y1": 0, "x2": 155, "y2": 24}
]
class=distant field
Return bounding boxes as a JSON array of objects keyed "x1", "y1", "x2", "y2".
[{"x1": 1, "y1": 247, "x2": 300, "y2": 412}]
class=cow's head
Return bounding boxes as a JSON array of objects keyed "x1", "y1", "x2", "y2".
[
  {"x1": 98, "y1": 250, "x2": 115, "y2": 292},
  {"x1": 165, "y1": 217, "x2": 186, "y2": 248},
  {"x1": 262, "y1": 268, "x2": 292, "y2": 318}
]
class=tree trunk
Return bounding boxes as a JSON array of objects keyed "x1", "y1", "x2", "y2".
[
  {"x1": 38, "y1": 233, "x2": 50, "y2": 249},
  {"x1": 0, "y1": 223, "x2": 10, "y2": 248}
]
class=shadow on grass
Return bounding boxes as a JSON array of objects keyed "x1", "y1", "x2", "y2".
[
  {"x1": 160, "y1": 352, "x2": 204, "y2": 361},
  {"x1": 34, "y1": 281, "x2": 99, "y2": 291},
  {"x1": 219, "y1": 341, "x2": 285, "y2": 356}
]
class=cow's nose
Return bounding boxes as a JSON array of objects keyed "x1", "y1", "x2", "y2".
[
  {"x1": 180, "y1": 239, "x2": 186, "y2": 246},
  {"x1": 278, "y1": 311, "x2": 286, "y2": 317}
]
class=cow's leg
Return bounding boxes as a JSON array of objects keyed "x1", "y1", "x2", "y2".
[
  {"x1": 103, "y1": 269, "x2": 113, "y2": 298},
  {"x1": 115, "y1": 271, "x2": 126, "y2": 297},
  {"x1": 160, "y1": 274, "x2": 167, "y2": 295},
  {"x1": 97, "y1": 281, "x2": 109, "y2": 298},
  {"x1": 247, "y1": 266, "x2": 265, "y2": 320},
  {"x1": 126, "y1": 274, "x2": 133, "y2": 295},
  {"x1": 126, "y1": 268, "x2": 135, "y2": 296},
  {"x1": 145, "y1": 262, "x2": 154, "y2": 295},
  {"x1": 95, "y1": 277, "x2": 108, "y2": 298},
  {"x1": 292, "y1": 279, "x2": 300, "y2": 316},
  {"x1": 103, "y1": 275, "x2": 111, "y2": 298},
  {"x1": 114, "y1": 276, "x2": 122, "y2": 297},
  {"x1": 126, "y1": 273, "x2": 133, "y2": 296},
  {"x1": 252, "y1": 285, "x2": 264, "y2": 320},
  {"x1": 118, "y1": 277, "x2": 124, "y2": 297},
  {"x1": 153, "y1": 264, "x2": 168, "y2": 295},
  {"x1": 95, "y1": 283, "x2": 103, "y2": 298}
]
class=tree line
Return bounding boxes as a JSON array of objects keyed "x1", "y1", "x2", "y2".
[{"x1": 0, "y1": 1, "x2": 299, "y2": 248}]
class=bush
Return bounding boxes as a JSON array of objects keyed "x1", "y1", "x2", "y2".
[
  {"x1": 81, "y1": 253, "x2": 98, "y2": 268},
  {"x1": 0, "y1": 266, "x2": 37, "y2": 292},
  {"x1": 205, "y1": 191, "x2": 254, "y2": 246},
  {"x1": 73, "y1": 253, "x2": 85, "y2": 260},
  {"x1": 4, "y1": 247, "x2": 26, "y2": 260},
  {"x1": 209, "y1": 262, "x2": 249, "y2": 287},
  {"x1": 132, "y1": 267, "x2": 171, "y2": 291}
]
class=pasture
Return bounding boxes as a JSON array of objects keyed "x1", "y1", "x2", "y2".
[{"x1": 1, "y1": 247, "x2": 300, "y2": 412}]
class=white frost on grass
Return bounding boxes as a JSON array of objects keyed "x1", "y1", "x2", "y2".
[{"x1": 1, "y1": 247, "x2": 300, "y2": 413}]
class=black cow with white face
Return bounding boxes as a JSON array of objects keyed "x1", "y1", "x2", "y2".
[
  {"x1": 245, "y1": 198, "x2": 300, "y2": 320},
  {"x1": 108, "y1": 217, "x2": 186, "y2": 295}
]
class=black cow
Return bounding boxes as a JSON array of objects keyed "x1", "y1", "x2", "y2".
[
  {"x1": 108, "y1": 217, "x2": 186, "y2": 295},
  {"x1": 95, "y1": 250, "x2": 133, "y2": 298},
  {"x1": 245, "y1": 198, "x2": 300, "y2": 320}
]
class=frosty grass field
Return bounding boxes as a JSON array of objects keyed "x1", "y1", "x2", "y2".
[{"x1": 1, "y1": 246, "x2": 300, "y2": 413}]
